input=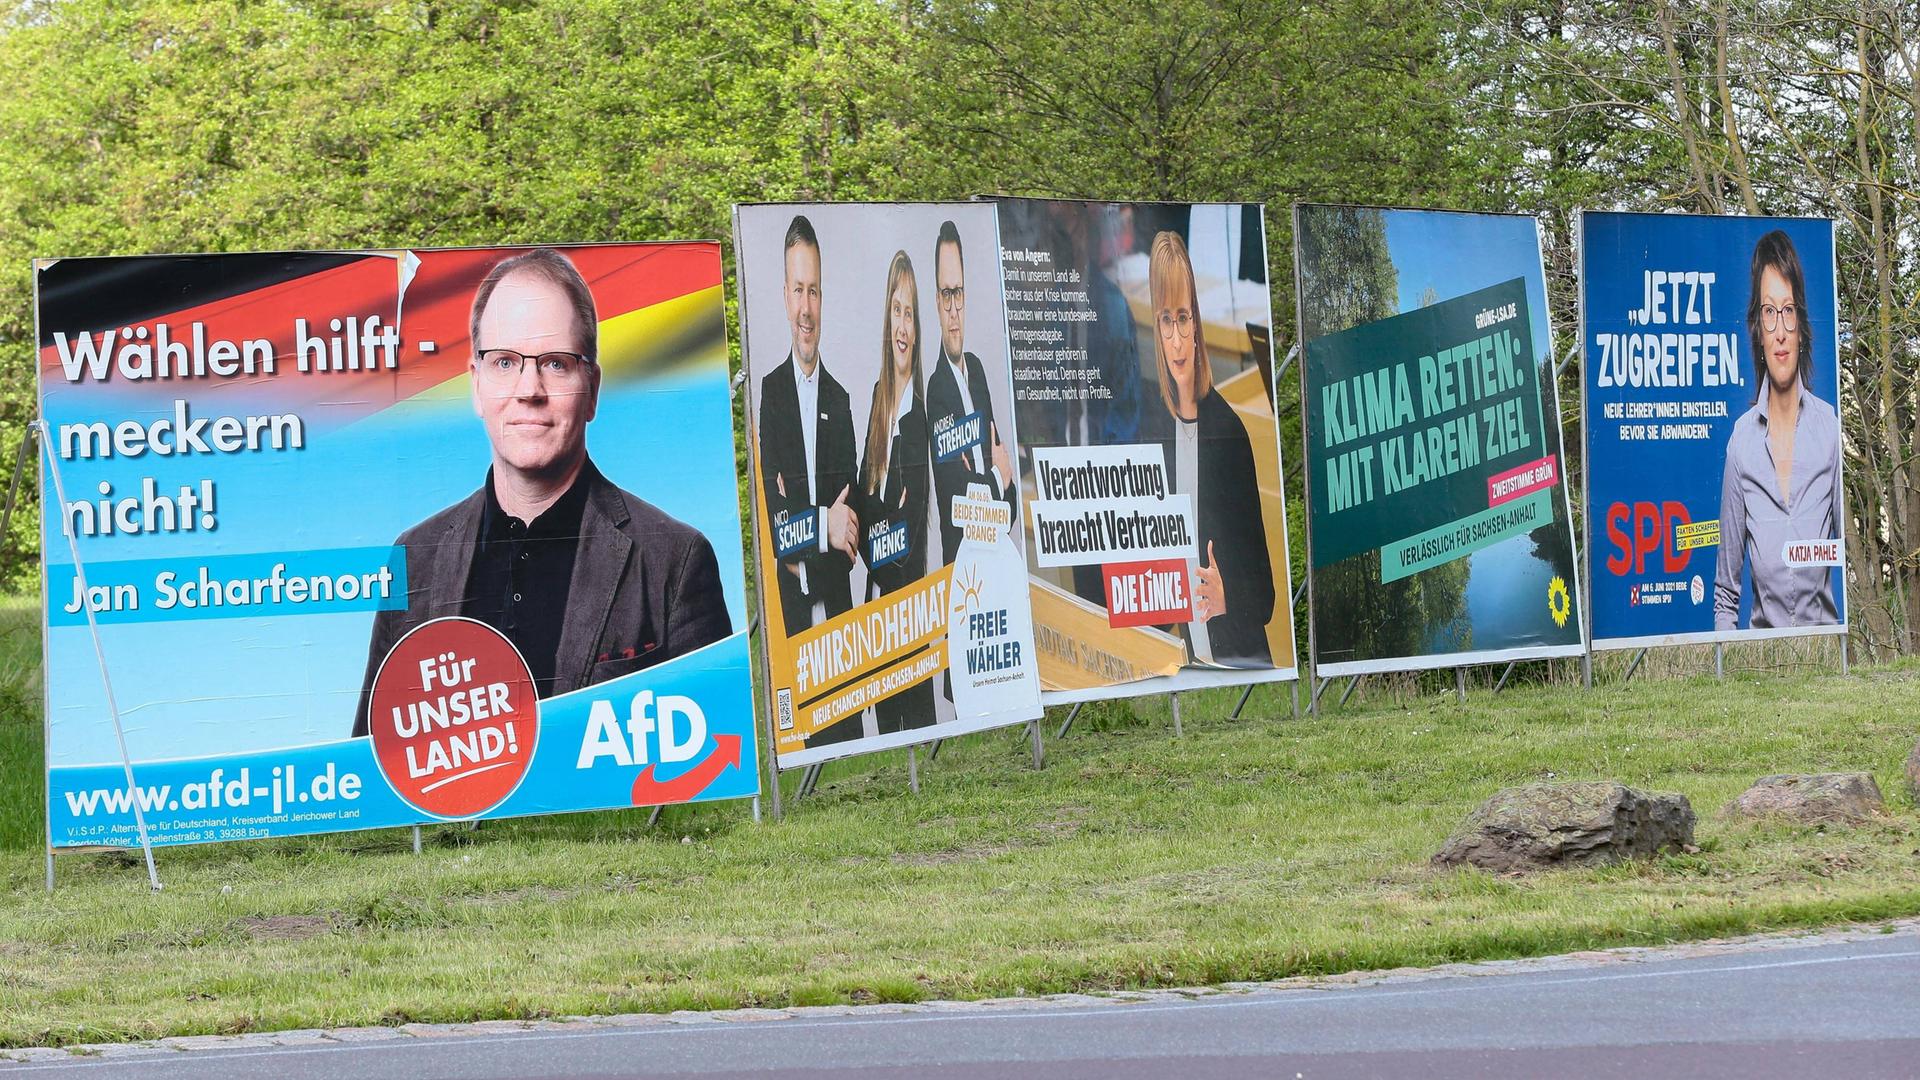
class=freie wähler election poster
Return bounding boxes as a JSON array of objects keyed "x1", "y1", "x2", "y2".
[
  {"x1": 734, "y1": 203, "x2": 1041, "y2": 769},
  {"x1": 1581, "y1": 212, "x2": 1844, "y2": 648},
  {"x1": 991, "y1": 198, "x2": 1297, "y2": 704},
  {"x1": 1294, "y1": 205, "x2": 1585, "y2": 677},
  {"x1": 37, "y1": 245, "x2": 756, "y2": 849}
]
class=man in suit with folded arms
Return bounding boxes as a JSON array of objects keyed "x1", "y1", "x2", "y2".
[
  {"x1": 756, "y1": 214, "x2": 863, "y2": 744},
  {"x1": 926, "y1": 221, "x2": 1016, "y2": 705}
]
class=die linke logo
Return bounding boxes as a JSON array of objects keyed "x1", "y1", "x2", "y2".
[
  {"x1": 1103, "y1": 558, "x2": 1192, "y2": 628},
  {"x1": 369, "y1": 617, "x2": 538, "y2": 819}
]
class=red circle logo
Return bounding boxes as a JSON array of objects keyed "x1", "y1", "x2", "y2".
[{"x1": 368, "y1": 617, "x2": 539, "y2": 819}]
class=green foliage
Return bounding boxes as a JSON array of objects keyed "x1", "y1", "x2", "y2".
[
  {"x1": 1295, "y1": 206, "x2": 1397, "y2": 339},
  {"x1": 0, "y1": 0, "x2": 1475, "y2": 592}
]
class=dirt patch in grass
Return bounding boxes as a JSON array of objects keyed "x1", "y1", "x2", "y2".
[
  {"x1": 891, "y1": 841, "x2": 1024, "y2": 866},
  {"x1": 461, "y1": 887, "x2": 577, "y2": 907},
  {"x1": 235, "y1": 915, "x2": 333, "y2": 941}
]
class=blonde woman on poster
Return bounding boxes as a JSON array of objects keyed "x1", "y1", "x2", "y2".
[
  {"x1": 857, "y1": 250, "x2": 935, "y2": 733},
  {"x1": 1150, "y1": 231, "x2": 1274, "y2": 666}
]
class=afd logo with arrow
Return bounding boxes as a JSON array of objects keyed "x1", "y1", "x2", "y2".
[
  {"x1": 574, "y1": 691, "x2": 742, "y2": 804},
  {"x1": 631, "y1": 734, "x2": 742, "y2": 806}
]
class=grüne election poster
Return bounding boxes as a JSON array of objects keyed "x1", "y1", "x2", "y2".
[{"x1": 1294, "y1": 205, "x2": 1586, "y2": 677}]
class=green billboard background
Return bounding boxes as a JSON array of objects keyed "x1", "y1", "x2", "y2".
[{"x1": 1295, "y1": 205, "x2": 1584, "y2": 674}]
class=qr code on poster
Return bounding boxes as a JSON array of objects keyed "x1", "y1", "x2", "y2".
[{"x1": 775, "y1": 688, "x2": 794, "y2": 731}]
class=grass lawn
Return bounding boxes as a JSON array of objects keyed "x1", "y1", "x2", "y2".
[{"x1": 1, "y1": 594, "x2": 1917, "y2": 1048}]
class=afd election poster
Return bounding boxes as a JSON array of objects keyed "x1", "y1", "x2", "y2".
[
  {"x1": 1294, "y1": 205, "x2": 1585, "y2": 677},
  {"x1": 991, "y1": 198, "x2": 1297, "y2": 704},
  {"x1": 1581, "y1": 212, "x2": 1844, "y2": 648},
  {"x1": 36, "y1": 244, "x2": 756, "y2": 849},
  {"x1": 734, "y1": 203, "x2": 1041, "y2": 769}
]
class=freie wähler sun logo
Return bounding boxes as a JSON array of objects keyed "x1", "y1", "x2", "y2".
[
  {"x1": 952, "y1": 564, "x2": 984, "y2": 615},
  {"x1": 1547, "y1": 575, "x2": 1572, "y2": 629}
]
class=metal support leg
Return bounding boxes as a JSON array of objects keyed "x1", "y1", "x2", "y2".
[
  {"x1": 647, "y1": 804, "x2": 664, "y2": 827},
  {"x1": 751, "y1": 616, "x2": 782, "y2": 823},
  {"x1": 1231, "y1": 684, "x2": 1256, "y2": 719},
  {"x1": 1492, "y1": 661, "x2": 1517, "y2": 694},
  {"x1": 0, "y1": 425, "x2": 32, "y2": 558},
  {"x1": 1171, "y1": 693, "x2": 1182, "y2": 737},
  {"x1": 1714, "y1": 643, "x2": 1724, "y2": 680},
  {"x1": 45, "y1": 851, "x2": 53, "y2": 894},
  {"x1": 1582, "y1": 651, "x2": 1592, "y2": 690},
  {"x1": 1056, "y1": 702, "x2": 1082, "y2": 739},
  {"x1": 1840, "y1": 635, "x2": 1849, "y2": 675},
  {"x1": 1310, "y1": 677, "x2": 1330, "y2": 715},
  {"x1": 751, "y1": 796, "x2": 761, "y2": 823},
  {"x1": 1456, "y1": 667, "x2": 1467, "y2": 702},
  {"x1": 1622, "y1": 647, "x2": 1648, "y2": 684},
  {"x1": 411, "y1": 826, "x2": 422, "y2": 854},
  {"x1": 1339, "y1": 675, "x2": 1361, "y2": 707},
  {"x1": 1029, "y1": 721, "x2": 1043, "y2": 769},
  {"x1": 907, "y1": 747, "x2": 920, "y2": 794},
  {"x1": 38, "y1": 424, "x2": 160, "y2": 893},
  {"x1": 1290, "y1": 680, "x2": 1300, "y2": 721}
]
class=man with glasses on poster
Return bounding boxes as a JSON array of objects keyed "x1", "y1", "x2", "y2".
[
  {"x1": 352, "y1": 247, "x2": 732, "y2": 735},
  {"x1": 926, "y1": 221, "x2": 1016, "y2": 704},
  {"x1": 927, "y1": 220, "x2": 1016, "y2": 564}
]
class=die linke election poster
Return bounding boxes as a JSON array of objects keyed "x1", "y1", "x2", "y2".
[
  {"x1": 991, "y1": 198, "x2": 1298, "y2": 704},
  {"x1": 1581, "y1": 212, "x2": 1845, "y2": 648},
  {"x1": 734, "y1": 203, "x2": 1041, "y2": 769},
  {"x1": 36, "y1": 244, "x2": 757, "y2": 850},
  {"x1": 1294, "y1": 205, "x2": 1585, "y2": 677}
]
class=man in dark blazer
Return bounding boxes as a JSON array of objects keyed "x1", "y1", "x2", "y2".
[
  {"x1": 926, "y1": 220, "x2": 1016, "y2": 562},
  {"x1": 353, "y1": 247, "x2": 730, "y2": 736},
  {"x1": 756, "y1": 215, "x2": 862, "y2": 744},
  {"x1": 757, "y1": 214, "x2": 861, "y2": 641}
]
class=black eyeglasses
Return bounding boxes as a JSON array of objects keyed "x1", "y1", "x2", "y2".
[
  {"x1": 1761, "y1": 304, "x2": 1799, "y2": 333},
  {"x1": 474, "y1": 349, "x2": 594, "y2": 393},
  {"x1": 938, "y1": 286, "x2": 965, "y2": 311}
]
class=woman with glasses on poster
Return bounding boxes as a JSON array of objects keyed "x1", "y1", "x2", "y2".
[
  {"x1": 1714, "y1": 229, "x2": 1843, "y2": 630},
  {"x1": 1149, "y1": 231, "x2": 1275, "y2": 666},
  {"x1": 858, "y1": 250, "x2": 935, "y2": 731}
]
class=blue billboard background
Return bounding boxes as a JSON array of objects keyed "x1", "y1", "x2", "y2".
[
  {"x1": 1581, "y1": 212, "x2": 1843, "y2": 646},
  {"x1": 37, "y1": 246, "x2": 758, "y2": 848}
]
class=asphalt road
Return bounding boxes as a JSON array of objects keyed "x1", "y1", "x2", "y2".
[{"x1": 10, "y1": 927, "x2": 1920, "y2": 1079}]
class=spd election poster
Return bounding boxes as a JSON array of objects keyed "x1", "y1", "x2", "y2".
[
  {"x1": 37, "y1": 244, "x2": 756, "y2": 850},
  {"x1": 991, "y1": 198, "x2": 1298, "y2": 703},
  {"x1": 1580, "y1": 212, "x2": 1844, "y2": 648},
  {"x1": 1295, "y1": 205, "x2": 1586, "y2": 677},
  {"x1": 734, "y1": 202, "x2": 1042, "y2": 769}
]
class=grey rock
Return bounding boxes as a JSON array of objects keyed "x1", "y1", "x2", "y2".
[
  {"x1": 1725, "y1": 773, "x2": 1884, "y2": 824},
  {"x1": 1433, "y1": 781, "x2": 1695, "y2": 872}
]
